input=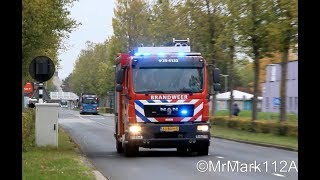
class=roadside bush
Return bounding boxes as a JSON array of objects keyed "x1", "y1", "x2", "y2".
[
  {"x1": 210, "y1": 116, "x2": 298, "y2": 137},
  {"x1": 251, "y1": 121, "x2": 272, "y2": 133},
  {"x1": 238, "y1": 119, "x2": 253, "y2": 132},
  {"x1": 99, "y1": 107, "x2": 114, "y2": 114},
  {"x1": 210, "y1": 116, "x2": 228, "y2": 127},
  {"x1": 227, "y1": 119, "x2": 240, "y2": 129},
  {"x1": 287, "y1": 123, "x2": 298, "y2": 137},
  {"x1": 272, "y1": 123, "x2": 298, "y2": 137},
  {"x1": 22, "y1": 108, "x2": 35, "y2": 151}
]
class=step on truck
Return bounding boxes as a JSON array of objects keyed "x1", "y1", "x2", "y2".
[{"x1": 114, "y1": 39, "x2": 221, "y2": 156}]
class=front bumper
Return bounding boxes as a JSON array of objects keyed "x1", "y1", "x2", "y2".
[{"x1": 126, "y1": 123, "x2": 210, "y2": 148}]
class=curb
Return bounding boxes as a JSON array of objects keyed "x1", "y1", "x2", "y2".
[
  {"x1": 212, "y1": 135, "x2": 298, "y2": 152},
  {"x1": 60, "y1": 126, "x2": 109, "y2": 180},
  {"x1": 94, "y1": 170, "x2": 108, "y2": 180}
]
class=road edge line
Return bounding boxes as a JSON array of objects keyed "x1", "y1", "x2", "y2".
[{"x1": 212, "y1": 135, "x2": 298, "y2": 152}]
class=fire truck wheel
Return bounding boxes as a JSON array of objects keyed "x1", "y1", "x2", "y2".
[
  {"x1": 116, "y1": 139, "x2": 124, "y2": 153},
  {"x1": 124, "y1": 144, "x2": 138, "y2": 157}
]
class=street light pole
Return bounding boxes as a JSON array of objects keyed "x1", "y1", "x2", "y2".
[{"x1": 220, "y1": 74, "x2": 229, "y2": 92}]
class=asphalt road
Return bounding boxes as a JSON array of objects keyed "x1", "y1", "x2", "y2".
[{"x1": 59, "y1": 108, "x2": 298, "y2": 180}]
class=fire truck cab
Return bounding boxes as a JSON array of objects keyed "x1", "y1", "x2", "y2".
[{"x1": 114, "y1": 39, "x2": 220, "y2": 156}]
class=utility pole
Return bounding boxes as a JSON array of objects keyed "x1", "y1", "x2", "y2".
[{"x1": 220, "y1": 74, "x2": 229, "y2": 92}]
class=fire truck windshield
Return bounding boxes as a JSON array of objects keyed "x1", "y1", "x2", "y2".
[{"x1": 133, "y1": 67, "x2": 203, "y2": 93}]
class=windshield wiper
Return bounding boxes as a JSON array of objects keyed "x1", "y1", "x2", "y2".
[{"x1": 136, "y1": 91, "x2": 166, "y2": 94}]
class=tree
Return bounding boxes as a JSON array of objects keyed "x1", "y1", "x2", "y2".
[
  {"x1": 22, "y1": 0, "x2": 78, "y2": 108},
  {"x1": 62, "y1": 73, "x2": 73, "y2": 92},
  {"x1": 216, "y1": 0, "x2": 242, "y2": 117},
  {"x1": 272, "y1": 0, "x2": 298, "y2": 122},
  {"x1": 22, "y1": 0, "x2": 78, "y2": 81},
  {"x1": 113, "y1": 0, "x2": 151, "y2": 51},
  {"x1": 237, "y1": 0, "x2": 277, "y2": 120}
]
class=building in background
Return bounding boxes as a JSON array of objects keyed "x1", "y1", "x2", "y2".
[
  {"x1": 261, "y1": 60, "x2": 298, "y2": 114},
  {"x1": 213, "y1": 90, "x2": 262, "y2": 111}
]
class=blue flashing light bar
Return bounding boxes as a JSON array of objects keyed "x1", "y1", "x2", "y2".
[
  {"x1": 178, "y1": 52, "x2": 185, "y2": 57},
  {"x1": 157, "y1": 52, "x2": 166, "y2": 57},
  {"x1": 136, "y1": 46, "x2": 191, "y2": 54},
  {"x1": 134, "y1": 52, "x2": 151, "y2": 56}
]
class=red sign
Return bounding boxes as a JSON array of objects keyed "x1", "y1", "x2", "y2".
[{"x1": 24, "y1": 82, "x2": 33, "y2": 95}]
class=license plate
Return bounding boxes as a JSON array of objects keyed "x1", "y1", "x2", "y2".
[{"x1": 161, "y1": 126, "x2": 179, "y2": 132}]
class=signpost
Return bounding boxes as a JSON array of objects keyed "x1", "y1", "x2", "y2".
[
  {"x1": 29, "y1": 56, "x2": 58, "y2": 147},
  {"x1": 29, "y1": 56, "x2": 55, "y2": 103}
]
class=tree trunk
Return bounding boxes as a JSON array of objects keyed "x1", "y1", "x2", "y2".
[
  {"x1": 205, "y1": 0, "x2": 217, "y2": 116},
  {"x1": 278, "y1": 0, "x2": 294, "y2": 122},
  {"x1": 251, "y1": 1, "x2": 260, "y2": 121},
  {"x1": 229, "y1": 43, "x2": 235, "y2": 118},
  {"x1": 252, "y1": 52, "x2": 260, "y2": 121},
  {"x1": 279, "y1": 28, "x2": 291, "y2": 122}
]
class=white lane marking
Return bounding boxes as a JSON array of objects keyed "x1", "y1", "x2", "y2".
[
  {"x1": 216, "y1": 156, "x2": 224, "y2": 159},
  {"x1": 272, "y1": 173, "x2": 285, "y2": 177}
]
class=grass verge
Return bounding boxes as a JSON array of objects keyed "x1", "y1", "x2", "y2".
[
  {"x1": 22, "y1": 127, "x2": 95, "y2": 180},
  {"x1": 214, "y1": 110, "x2": 298, "y2": 121},
  {"x1": 211, "y1": 126, "x2": 298, "y2": 151}
]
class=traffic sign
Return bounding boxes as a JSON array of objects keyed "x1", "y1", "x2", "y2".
[
  {"x1": 272, "y1": 97, "x2": 281, "y2": 107},
  {"x1": 29, "y1": 56, "x2": 55, "y2": 82}
]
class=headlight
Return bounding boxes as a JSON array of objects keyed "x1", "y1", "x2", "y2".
[
  {"x1": 197, "y1": 125, "x2": 209, "y2": 132},
  {"x1": 129, "y1": 125, "x2": 141, "y2": 134}
]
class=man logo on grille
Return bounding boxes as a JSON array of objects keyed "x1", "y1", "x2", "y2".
[
  {"x1": 167, "y1": 108, "x2": 172, "y2": 115},
  {"x1": 160, "y1": 107, "x2": 178, "y2": 115}
]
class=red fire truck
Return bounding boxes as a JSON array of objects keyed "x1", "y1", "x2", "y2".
[{"x1": 114, "y1": 39, "x2": 220, "y2": 156}]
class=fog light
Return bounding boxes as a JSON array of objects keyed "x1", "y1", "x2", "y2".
[
  {"x1": 197, "y1": 125, "x2": 209, "y2": 132},
  {"x1": 129, "y1": 125, "x2": 141, "y2": 134}
]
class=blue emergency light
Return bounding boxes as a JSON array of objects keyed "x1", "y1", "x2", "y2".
[{"x1": 180, "y1": 109, "x2": 188, "y2": 115}]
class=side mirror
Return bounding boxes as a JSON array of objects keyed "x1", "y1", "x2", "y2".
[
  {"x1": 116, "y1": 84, "x2": 123, "y2": 92},
  {"x1": 116, "y1": 69, "x2": 124, "y2": 84},
  {"x1": 212, "y1": 68, "x2": 221, "y2": 83}
]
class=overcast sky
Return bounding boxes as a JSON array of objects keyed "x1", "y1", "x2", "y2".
[{"x1": 58, "y1": 0, "x2": 115, "y2": 80}]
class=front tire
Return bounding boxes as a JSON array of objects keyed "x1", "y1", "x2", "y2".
[
  {"x1": 115, "y1": 123, "x2": 124, "y2": 153},
  {"x1": 116, "y1": 139, "x2": 124, "y2": 153}
]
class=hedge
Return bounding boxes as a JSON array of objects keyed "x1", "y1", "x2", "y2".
[
  {"x1": 99, "y1": 107, "x2": 114, "y2": 114},
  {"x1": 210, "y1": 116, "x2": 298, "y2": 137},
  {"x1": 22, "y1": 108, "x2": 36, "y2": 151}
]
